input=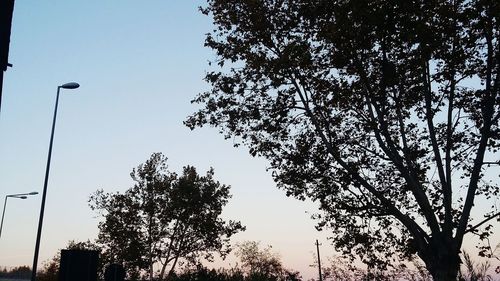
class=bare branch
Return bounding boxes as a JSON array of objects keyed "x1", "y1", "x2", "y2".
[{"x1": 465, "y1": 212, "x2": 500, "y2": 234}]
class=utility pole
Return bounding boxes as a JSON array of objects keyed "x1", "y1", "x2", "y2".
[{"x1": 315, "y1": 239, "x2": 323, "y2": 281}]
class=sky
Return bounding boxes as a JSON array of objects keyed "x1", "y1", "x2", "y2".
[{"x1": 0, "y1": 1, "x2": 334, "y2": 279}]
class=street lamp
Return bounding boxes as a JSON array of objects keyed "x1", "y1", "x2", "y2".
[
  {"x1": 0, "y1": 192, "x2": 39, "y2": 238},
  {"x1": 31, "y1": 82, "x2": 80, "y2": 281}
]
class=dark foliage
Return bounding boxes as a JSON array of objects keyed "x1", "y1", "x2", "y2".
[
  {"x1": 170, "y1": 262, "x2": 301, "y2": 281},
  {"x1": 89, "y1": 153, "x2": 245, "y2": 281},
  {"x1": 186, "y1": 1, "x2": 500, "y2": 280},
  {"x1": 0, "y1": 266, "x2": 31, "y2": 279}
]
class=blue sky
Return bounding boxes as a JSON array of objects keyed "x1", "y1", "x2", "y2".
[{"x1": 0, "y1": 1, "x2": 333, "y2": 278}]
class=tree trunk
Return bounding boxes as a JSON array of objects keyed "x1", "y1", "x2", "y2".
[
  {"x1": 429, "y1": 264, "x2": 460, "y2": 281},
  {"x1": 421, "y1": 237, "x2": 461, "y2": 281},
  {"x1": 158, "y1": 261, "x2": 168, "y2": 281},
  {"x1": 166, "y1": 256, "x2": 179, "y2": 280}
]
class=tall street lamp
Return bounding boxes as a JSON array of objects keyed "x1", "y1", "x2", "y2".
[
  {"x1": 0, "y1": 191, "x2": 38, "y2": 238},
  {"x1": 31, "y1": 82, "x2": 80, "y2": 281}
]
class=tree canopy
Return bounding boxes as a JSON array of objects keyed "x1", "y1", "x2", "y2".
[
  {"x1": 89, "y1": 153, "x2": 245, "y2": 281},
  {"x1": 235, "y1": 241, "x2": 301, "y2": 281},
  {"x1": 186, "y1": 1, "x2": 500, "y2": 280}
]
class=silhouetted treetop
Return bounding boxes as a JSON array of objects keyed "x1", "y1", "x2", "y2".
[{"x1": 89, "y1": 153, "x2": 245, "y2": 281}]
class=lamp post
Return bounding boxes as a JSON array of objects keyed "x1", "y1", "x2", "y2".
[
  {"x1": 31, "y1": 82, "x2": 80, "y2": 281},
  {"x1": 0, "y1": 192, "x2": 38, "y2": 238}
]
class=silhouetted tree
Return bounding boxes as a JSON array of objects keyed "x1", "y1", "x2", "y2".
[
  {"x1": 89, "y1": 153, "x2": 245, "y2": 281},
  {"x1": 186, "y1": 1, "x2": 500, "y2": 280},
  {"x1": 235, "y1": 241, "x2": 301, "y2": 281},
  {"x1": 0, "y1": 266, "x2": 31, "y2": 280},
  {"x1": 171, "y1": 266, "x2": 244, "y2": 281}
]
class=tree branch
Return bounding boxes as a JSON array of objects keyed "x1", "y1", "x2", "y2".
[
  {"x1": 423, "y1": 61, "x2": 448, "y2": 195},
  {"x1": 456, "y1": 75, "x2": 497, "y2": 246},
  {"x1": 356, "y1": 64, "x2": 441, "y2": 236},
  {"x1": 465, "y1": 211, "x2": 500, "y2": 234},
  {"x1": 288, "y1": 71, "x2": 431, "y2": 252}
]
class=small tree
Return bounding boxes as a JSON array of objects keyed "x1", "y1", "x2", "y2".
[
  {"x1": 235, "y1": 241, "x2": 301, "y2": 281},
  {"x1": 89, "y1": 153, "x2": 245, "y2": 281}
]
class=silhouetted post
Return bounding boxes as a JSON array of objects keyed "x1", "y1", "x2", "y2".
[
  {"x1": 0, "y1": 71, "x2": 3, "y2": 112},
  {"x1": 0, "y1": 0, "x2": 15, "y2": 113},
  {"x1": 315, "y1": 239, "x2": 323, "y2": 281},
  {"x1": 30, "y1": 82, "x2": 80, "y2": 281}
]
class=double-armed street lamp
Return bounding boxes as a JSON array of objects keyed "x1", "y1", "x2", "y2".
[
  {"x1": 31, "y1": 82, "x2": 80, "y2": 281},
  {"x1": 0, "y1": 192, "x2": 38, "y2": 238}
]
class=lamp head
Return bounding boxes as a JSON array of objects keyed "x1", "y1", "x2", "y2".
[
  {"x1": 19, "y1": 196, "x2": 28, "y2": 199},
  {"x1": 60, "y1": 82, "x2": 80, "y2": 89},
  {"x1": 29, "y1": 192, "x2": 39, "y2": 195}
]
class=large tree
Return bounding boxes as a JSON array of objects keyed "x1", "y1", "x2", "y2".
[
  {"x1": 186, "y1": 1, "x2": 500, "y2": 280},
  {"x1": 89, "y1": 153, "x2": 244, "y2": 281}
]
